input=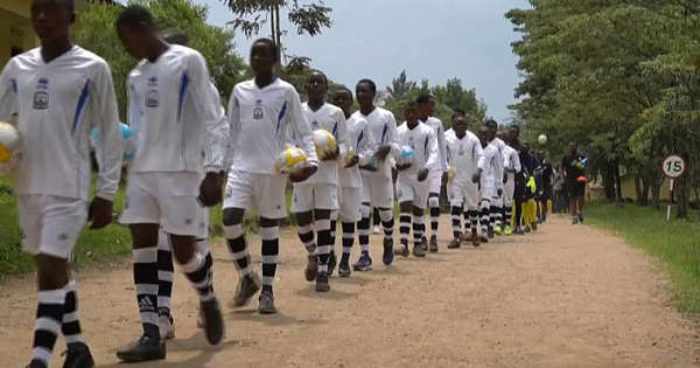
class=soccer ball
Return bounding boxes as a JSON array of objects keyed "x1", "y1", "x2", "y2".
[
  {"x1": 344, "y1": 148, "x2": 358, "y2": 167},
  {"x1": 313, "y1": 130, "x2": 337, "y2": 160},
  {"x1": 538, "y1": 134, "x2": 548, "y2": 145},
  {"x1": 275, "y1": 146, "x2": 308, "y2": 174},
  {"x1": 0, "y1": 121, "x2": 21, "y2": 164},
  {"x1": 397, "y1": 145, "x2": 416, "y2": 166}
]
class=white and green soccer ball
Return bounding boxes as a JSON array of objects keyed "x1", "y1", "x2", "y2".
[
  {"x1": 0, "y1": 121, "x2": 21, "y2": 174},
  {"x1": 538, "y1": 134, "x2": 548, "y2": 145}
]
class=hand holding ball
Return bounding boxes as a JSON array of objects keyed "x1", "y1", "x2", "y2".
[
  {"x1": 0, "y1": 121, "x2": 21, "y2": 174},
  {"x1": 313, "y1": 130, "x2": 338, "y2": 161},
  {"x1": 275, "y1": 146, "x2": 308, "y2": 175}
]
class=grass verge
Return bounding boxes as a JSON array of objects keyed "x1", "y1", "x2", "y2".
[{"x1": 586, "y1": 201, "x2": 700, "y2": 314}]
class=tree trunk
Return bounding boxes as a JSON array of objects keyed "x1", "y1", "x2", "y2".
[
  {"x1": 274, "y1": 5, "x2": 282, "y2": 62},
  {"x1": 651, "y1": 173, "x2": 663, "y2": 209},
  {"x1": 614, "y1": 161, "x2": 623, "y2": 202},
  {"x1": 641, "y1": 175, "x2": 650, "y2": 207},
  {"x1": 677, "y1": 175, "x2": 689, "y2": 219},
  {"x1": 634, "y1": 175, "x2": 643, "y2": 205}
]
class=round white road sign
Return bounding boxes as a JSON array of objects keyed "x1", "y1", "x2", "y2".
[{"x1": 662, "y1": 155, "x2": 686, "y2": 179}]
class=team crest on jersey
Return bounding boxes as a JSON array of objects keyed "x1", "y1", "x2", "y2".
[
  {"x1": 254, "y1": 99, "x2": 264, "y2": 120},
  {"x1": 458, "y1": 144, "x2": 465, "y2": 156},
  {"x1": 311, "y1": 120, "x2": 319, "y2": 129},
  {"x1": 33, "y1": 78, "x2": 49, "y2": 110},
  {"x1": 146, "y1": 77, "x2": 159, "y2": 108}
]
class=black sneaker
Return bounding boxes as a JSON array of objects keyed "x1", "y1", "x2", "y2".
[
  {"x1": 578, "y1": 213, "x2": 584, "y2": 223},
  {"x1": 316, "y1": 272, "x2": 330, "y2": 292},
  {"x1": 233, "y1": 273, "x2": 261, "y2": 307},
  {"x1": 328, "y1": 251, "x2": 338, "y2": 276},
  {"x1": 305, "y1": 255, "x2": 318, "y2": 281},
  {"x1": 413, "y1": 242, "x2": 427, "y2": 257},
  {"x1": 338, "y1": 259, "x2": 351, "y2": 278},
  {"x1": 382, "y1": 238, "x2": 394, "y2": 266},
  {"x1": 116, "y1": 335, "x2": 166, "y2": 363},
  {"x1": 200, "y1": 298, "x2": 224, "y2": 346},
  {"x1": 63, "y1": 342, "x2": 95, "y2": 368},
  {"x1": 258, "y1": 290, "x2": 277, "y2": 314},
  {"x1": 353, "y1": 253, "x2": 373, "y2": 272},
  {"x1": 429, "y1": 236, "x2": 439, "y2": 253},
  {"x1": 447, "y1": 239, "x2": 461, "y2": 249}
]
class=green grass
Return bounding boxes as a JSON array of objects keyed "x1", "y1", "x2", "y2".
[{"x1": 586, "y1": 202, "x2": 700, "y2": 314}]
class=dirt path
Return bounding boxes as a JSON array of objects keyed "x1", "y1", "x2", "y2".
[{"x1": 1, "y1": 216, "x2": 698, "y2": 367}]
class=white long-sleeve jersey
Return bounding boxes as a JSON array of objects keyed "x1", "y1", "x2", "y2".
[
  {"x1": 502, "y1": 144, "x2": 522, "y2": 181},
  {"x1": 205, "y1": 83, "x2": 229, "y2": 173},
  {"x1": 0, "y1": 46, "x2": 123, "y2": 201},
  {"x1": 446, "y1": 130, "x2": 483, "y2": 182},
  {"x1": 492, "y1": 137, "x2": 506, "y2": 186},
  {"x1": 339, "y1": 114, "x2": 374, "y2": 189},
  {"x1": 353, "y1": 107, "x2": 399, "y2": 179},
  {"x1": 126, "y1": 45, "x2": 224, "y2": 175},
  {"x1": 478, "y1": 141, "x2": 500, "y2": 188},
  {"x1": 422, "y1": 116, "x2": 448, "y2": 171},
  {"x1": 298, "y1": 102, "x2": 347, "y2": 185},
  {"x1": 227, "y1": 77, "x2": 317, "y2": 174},
  {"x1": 396, "y1": 121, "x2": 439, "y2": 177}
]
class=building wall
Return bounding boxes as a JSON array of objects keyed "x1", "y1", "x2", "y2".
[{"x1": 0, "y1": 0, "x2": 35, "y2": 67}]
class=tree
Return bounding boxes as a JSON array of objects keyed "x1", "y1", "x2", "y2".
[
  {"x1": 73, "y1": 0, "x2": 246, "y2": 119},
  {"x1": 222, "y1": 0, "x2": 332, "y2": 62}
]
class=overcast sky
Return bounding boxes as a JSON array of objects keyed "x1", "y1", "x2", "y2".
[{"x1": 199, "y1": 0, "x2": 529, "y2": 121}]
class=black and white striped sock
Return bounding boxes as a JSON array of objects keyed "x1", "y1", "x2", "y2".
[
  {"x1": 399, "y1": 213, "x2": 411, "y2": 248},
  {"x1": 261, "y1": 225, "x2": 280, "y2": 293},
  {"x1": 297, "y1": 223, "x2": 316, "y2": 255},
  {"x1": 413, "y1": 214, "x2": 425, "y2": 245},
  {"x1": 225, "y1": 224, "x2": 252, "y2": 276},
  {"x1": 330, "y1": 211, "x2": 338, "y2": 255},
  {"x1": 480, "y1": 201, "x2": 491, "y2": 236},
  {"x1": 451, "y1": 206, "x2": 462, "y2": 240},
  {"x1": 505, "y1": 206, "x2": 513, "y2": 228},
  {"x1": 315, "y1": 218, "x2": 332, "y2": 274},
  {"x1": 178, "y1": 250, "x2": 214, "y2": 302},
  {"x1": 469, "y1": 210, "x2": 479, "y2": 233},
  {"x1": 380, "y1": 209, "x2": 394, "y2": 241},
  {"x1": 31, "y1": 288, "x2": 67, "y2": 366},
  {"x1": 157, "y1": 234, "x2": 174, "y2": 319},
  {"x1": 429, "y1": 194, "x2": 440, "y2": 238},
  {"x1": 341, "y1": 222, "x2": 355, "y2": 260},
  {"x1": 463, "y1": 210, "x2": 471, "y2": 233},
  {"x1": 133, "y1": 247, "x2": 159, "y2": 338},
  {"x1": 62, "y1": 281, "x2": 84, "y2": 346},
  {"x1": 490, "y1": 206, "x2": 500, "y2": 229},
  {"x1": 358, "y1": 203, "x2": 371, "y2": 255}
]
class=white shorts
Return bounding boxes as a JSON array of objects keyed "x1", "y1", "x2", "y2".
[
  {"x1": 338, "y1": 186, "x2": 362, "y2": 222},
  {"x1": 120, "y1": 172, "x2": 204, "y2": 236},
  {"x1": 397, "y1": 176, "x2": 429, "y2": 209},
  {"x1": 428, "y1": 170, "x2": 443, "y2": 195},
  {"x1": 361, "y1": 174, "x2": 394, "y2": 209},
  {"x1": 223, "y1": 170, "x2": 287, "y2": 220},
  {"x1": 448, "y1": 180, "x2": 480, "y2": 210},
  {"x1": 480, "y1": 177, "x2": 497, "y2": 204},
  {"x1": 291, "y1": 183, "x2": 339, "y2": 213},
  {"x1": 18, "y1": 195, "x2": 87, "y2": 260}
]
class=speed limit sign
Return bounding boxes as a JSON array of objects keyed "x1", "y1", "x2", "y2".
[{"x1": 663, "y1": 155, "x2": 686, "y2": 179}]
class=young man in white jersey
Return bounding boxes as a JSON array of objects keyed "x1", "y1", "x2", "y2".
[
  {"x1": 291, "y1": 71, "x2": 347, "y2": 292},
  {"x1": 474, "y1": 125, "x2": 499, "y2": 244},
  {"x1": 446, "y1": 111, "x2": 483, "y2": 248},
  {"x1": 115, "y1": 6, "x2": 226, "y2": 361},
  {"x1": 152, "y1": 31, "x2": 228, "y2": 340},
  {"x1": 416, "y1": 95, "x2": 447, "y2": 252},
  {"x1": 331, "y1": 87, "x2": 375, "y2": 277},
  {"x1": 223, "y1": 39, "x2": 318, "y2": 313},
  {"x1": 395, "y1": 102, "x2": 439, "y2": 257},
  {"x1": 0, "y1": 1, "x2": 123, "y2": 367},
  {"x1": 485, "y1": 118, "x2": 506, "y2": 238},
  {"x1": 353, "y1": 79, "x2": 400, "y2": 271},
  {"x1": 501, "y1": 133, "x2": 522, "y2": 236}
]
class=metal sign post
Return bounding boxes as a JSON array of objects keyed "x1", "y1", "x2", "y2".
[{"x1": 662, "y1": 155, "x2": 686, "y2": 221}]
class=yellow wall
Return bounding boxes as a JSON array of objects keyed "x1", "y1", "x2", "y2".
[{"x1": 0, "y1": 0, "x2": 35, "y2": 67}]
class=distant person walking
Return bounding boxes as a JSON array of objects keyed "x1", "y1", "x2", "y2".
[{"x1": 561, "y1": 143, "x2": 587, "y2": 224}]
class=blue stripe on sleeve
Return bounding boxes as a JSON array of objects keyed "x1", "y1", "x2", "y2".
[
  {"x1": 276, "y1": 101, "x2": 287, "y2": 135},
  {"x1": 381, "y1": 123, "x2": 388, "y2": 144},
  {"x1": 11, "y1": 79, "x2": 17, "y2": 93},
  {"x1": 357, "y1": 130, "x2": 364, "y2": 150},
  {"x1": 178, "y1": 72, "x2": 190, "y2": 121},
  {"x1": 72, "y1": 79, "x2": 90, "y2": 134}
]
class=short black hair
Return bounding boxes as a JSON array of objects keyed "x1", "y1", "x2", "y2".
[
  {"x1": 416, "y1": 94, "x2": 433, "y2": 105},
  {"x1": 163, "y1": 30, "x2": 189, "y2": 46},
  {"x1": 334, "y1": 85, "x2": 353, "y2": 96},
  {"x1": 452, "y1": 109, "x2": 466, "y2": 120},
  {"x1": 356, "y1": 79, "x2": 377, "y2": 95},
  {"x1": 308, "y1": 69, "x2": 328, "y2": 84},
  {"x1": 116, "y1": 5, "x2": 155, "y2": 29},
  {"x1": 404, "y1": 101, "x2": 419, "y2": 111},
  {"x1": 251, "y1": 38, "x2": 279, "y2": 62},
  {"x1": 484, "y1": 118, "x2": 498, "y2": 129}
]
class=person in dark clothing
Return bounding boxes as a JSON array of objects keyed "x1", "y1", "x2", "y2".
[{"x1": 561, "y1": 143, "x2": 588, "y2": 224}]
